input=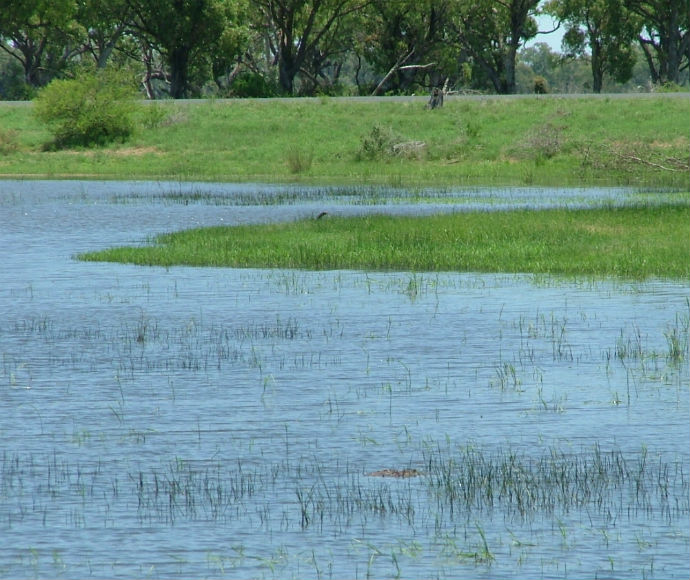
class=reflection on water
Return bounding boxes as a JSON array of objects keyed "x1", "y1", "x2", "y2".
[{"x1": 1, "y1": 181, "x2": 688, "y2": 579}]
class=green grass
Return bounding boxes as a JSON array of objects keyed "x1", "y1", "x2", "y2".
[
  {"x1": 78, "y1": 202, "x2": 690, "y2": 279},
  {"x1": 1, "y1": 95, "x2": 688, "y2": 187}
]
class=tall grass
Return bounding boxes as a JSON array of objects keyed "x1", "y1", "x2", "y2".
[
  {"x1": 79, "y1": 202, "x2": 690, "y2": 279},
  {"x1": 0, "y1": 95, "x2": 688, "y2": 187}
]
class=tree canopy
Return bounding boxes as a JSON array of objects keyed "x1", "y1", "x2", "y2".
[{"x1": 0, "y1": 0, "x2": 687, "y2": 98}]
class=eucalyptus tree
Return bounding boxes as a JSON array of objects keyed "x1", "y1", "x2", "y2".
[
  {"x1": 77, "y1": 0, "x2": 132, "y2": 69},
  {"x1": 249, "y1": 0, "x2": 369, "y2": 95},
  {"x1": 0, "y1": 0, "x2": 84, "y2": 88},
  {"x1": 126, "y1": 0, "x2": 247, "y2": 98},
  {"x1": 360, "y1": 0, "x2": 456, "y2": 94},
  {"x1": 627, "y1": 0, "x2": 689, "y2": 85},
  {"x1": 518, "y1": 41, "x2": 592, "y2": 92},
  {"x1": 545, "y1": 0, "x2": 641, "y2": 92},
  {"x1": 449, "y1": 0, "x2": 540, "y2": 94}
]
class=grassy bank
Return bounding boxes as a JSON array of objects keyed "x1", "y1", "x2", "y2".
[
  {"x1": 1, "y1": 95, "x2": 688, "y2": 187},
  {"x1": 79, "y1": 202, "x2": 690, "y2": 279}
]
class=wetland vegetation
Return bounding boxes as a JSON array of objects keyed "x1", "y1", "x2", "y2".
[
  {"x1": 0, "y1": 90, "x2": 688, "y2": 579},
  {"x1": 2, "y1": 180, "x2": 689, "y2": 578},
  {"x1": 79, "y1": 201, "x2": 690, "y2": 279}
]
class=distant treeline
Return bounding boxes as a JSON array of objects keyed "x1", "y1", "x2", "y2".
[{"x1": 1, "y1": 0, "x2": 688, "y2": 99}]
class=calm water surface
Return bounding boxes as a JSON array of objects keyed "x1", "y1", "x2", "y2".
[{"x1": 1, "y1": 181, "x2": 688, "y2": 579}]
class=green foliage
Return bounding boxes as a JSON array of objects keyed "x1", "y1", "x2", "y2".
[
  {"x1": 0, "y1": 54, "x2": 34, "y2": 100},
  {"x1": 0, "y1": 0, "x2": 85, "y2": 88},
  {"x1": 357, "y1": 124, "x2": 401, "y2": 160},
  {"x1": 0, "y1": 0, "x2": 685, "y2": 97},
  {"x1": 230, "y1": 72, "x2": 279, "y2": 98},
  {"x1": 544, "y1": 0, "x2": 642, "y2": 92},
  {"x1": 449, "y1": 0, "x2": 540, "y2": 94},
  {"x1": 129, "y1": 0, "x2": 247, "y2": 98},
  {"x1": 33, "y1": 69, "x2": 136, "y2": 148}
]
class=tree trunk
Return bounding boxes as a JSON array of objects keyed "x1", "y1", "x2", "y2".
[
  {"x1": 663, "y1": 3, "x2": 682, "y2": 84},
  {"x1": 502, "y1": 46, "x2": 518, "y2": 94},
  {"x1": 168, "y1": 47, "x2": 190, "y2": 99},
  {"x1": 16, "y1": 39, "x2": 46, "y2": 88},
  {"x1": 94, "y1": 24, "x2": 126, "y2": 69},
  {"x1": 639, "y1": 39, "x2": 660, "y2": 83},
  {"x1": 278, "y1": 54, "x2": 297, "y2": 94},
  {"x1": 591, "y1": 40, "x2": 604, "y2": 93}
]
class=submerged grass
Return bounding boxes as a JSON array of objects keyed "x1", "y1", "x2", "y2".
[
  {"x1": 3, "y1": 442, "x2": 686, "y2": 529},
  {"x1": 79, "y1": 202, "x2": 690, "y2": 279}
]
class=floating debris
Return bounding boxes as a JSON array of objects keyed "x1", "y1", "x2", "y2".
[{"x1": 366, "y1": 468, "x2": 423, "y2": 478}]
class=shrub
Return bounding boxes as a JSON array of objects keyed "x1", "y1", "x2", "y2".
[
  {"x1": 230, "y1": 72, "x2": 279, "y2": 98},
  {"x1": 357, "y1": 124, "x2": 426, "y2": 161},
  {"x1": 533, "y1": 75, "x2": 549, "y2": 94},
  {"x1": 33, "y1": 69, "x2": 137, "y2": 148},
  {"x1": 357, "y1": 124, "x2": 400, "y2": 160}
]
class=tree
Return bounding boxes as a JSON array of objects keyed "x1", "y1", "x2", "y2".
[
  {"x1": 250, "y1": 0, "x2": 368, "y2": 95},
  {"x1": 450, "y1": 0, "x2": 540, "y2": 94},
  {"x1": 546, "y1": 0, "x2": 641, "y2": 93},
  {"x1": 77, "y1": 0, "x2": 131, "y2": 69},
  {"x1": 518, "y1": 42, "x2": 592, "y2": 92},
  {"x1": 127, "y1": 0, "x2": 246, "y2": 98},
  {"x1": 0, "y1": 0, "x2": 84, "y2": 88},
  {"x1": 627, "y1": 0, "x2": 689, "y2": 85},
  {"x1": 359, "y1": 0, "x2": 456, "y2": 95},
  {"x1": 519, "y1": 41, "x2": 561, "y2": 78}
]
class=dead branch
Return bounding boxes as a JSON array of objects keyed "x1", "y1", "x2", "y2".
[
  {"x1": 371, "y1": 48, "x2": 415, "y2": 96},
  {"x1": 399, "y1": 62, "x2": 436, "y2": 72},
  {"x1": 614, "y1": 151, "x2": 688, "y2": 172}
]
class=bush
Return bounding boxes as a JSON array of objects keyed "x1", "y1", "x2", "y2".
[
  {"x1": 0, "y1": 55, "x2": 34, "y2": 100},
  {"x1": 533, "y1": 75, "x2": 549, "y2": 94},
  {"x1": 357, "y1": 124, "x2": 425, "y2": 161},
  {"x1": 357, "y1": 124, "x2": 400, "y2": 160},
  {"x1": 33, "y1": 70, "x2": 137, "y2": 148},
  {"x1": 230, "y1": 72, "x2": 279, "y2": 98}
]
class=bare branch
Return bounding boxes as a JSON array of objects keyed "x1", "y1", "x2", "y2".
[{"x1": 371, "y1": 48, "x2": 416, "y2": 96}]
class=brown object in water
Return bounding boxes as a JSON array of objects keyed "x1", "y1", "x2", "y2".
[{"x1": 366, "y1": 468, "x2": 422, "y2": 478}]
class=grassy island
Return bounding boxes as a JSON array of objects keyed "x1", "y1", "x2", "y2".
[{"x1": 79, "y1": 202, "x2": 689, "y2": 279}]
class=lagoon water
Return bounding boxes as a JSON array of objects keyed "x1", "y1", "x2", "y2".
[{"x1": 1, "y1": 180, "x2": 688, "y2": 579}]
